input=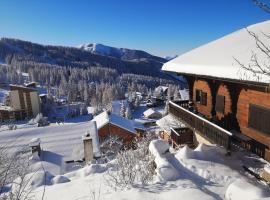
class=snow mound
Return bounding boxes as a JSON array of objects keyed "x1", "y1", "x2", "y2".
[
  {"x1": 225, "y1": 179, "x2": 270, "y2": 200},
  {"x1": 66, "y1": 164, "x2": 108, "y2": 179},
  {"x1": 194, "y1": 143, "x2": 224, "y2": 162},
  {"x1": 150, "y1": 140, "x2": 179, "y2": 181},
  {"x1": 29, "y1": 171, "x2": 54, "y2": 189},
  {"x1": 175, "y1": 145, "x2": 195, "y2": 160},
  {"x1": 52, "y1": 175, "x2": 70, "y2": 184},
  {"x1": 82, "y1": 164, "x2": 107, "y2": 176},
  {"x1": 155, "y1": 156, "x2": 180, "y2": 182},
  {"x1": 149, "y1": 139, "x2": 169, "y2": 157}
]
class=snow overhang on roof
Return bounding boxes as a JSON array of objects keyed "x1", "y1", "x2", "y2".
[{"x1": 162, "y1": 20, "x2": 270, "y2": 84}]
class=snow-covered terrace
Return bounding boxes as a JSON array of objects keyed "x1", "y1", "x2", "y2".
[{"x1": 162, "y1": 20, "x2": 270, "y2": 84}]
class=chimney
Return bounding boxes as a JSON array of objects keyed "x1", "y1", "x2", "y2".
[{"x1": 82, "y1": 131, "x2": 94, "y2": 163}]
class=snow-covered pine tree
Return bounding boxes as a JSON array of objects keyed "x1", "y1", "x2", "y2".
[
  {"x1": 120, "y1": 101, "x2": 126, "y2": 117},
  {"x1": 125, "y1": 106, "x2": 132, "y2": 119}
]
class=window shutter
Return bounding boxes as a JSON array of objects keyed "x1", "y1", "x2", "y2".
[
  {"x1": 216, "y1": 95, "x2": 225, "y2": 113},
  {"x1": 249, "y1": 104, "x2": 270, "y2": 135}
]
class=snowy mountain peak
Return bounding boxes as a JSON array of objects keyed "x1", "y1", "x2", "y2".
[
  {"x1": 79, "y1": 43, "x2": 124, "y2": 57},
  {"x1": 78, "y1": 43, "x2": 166, "y2": 62}
]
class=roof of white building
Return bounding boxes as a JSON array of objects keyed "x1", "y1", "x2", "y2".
[{"x1": 162, "y1": 20, "x2": 270, "y2": 84}]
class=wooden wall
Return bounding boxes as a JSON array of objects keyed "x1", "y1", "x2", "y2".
[
  {"x1": 237, "y1": 88, "x2": 270, "y2": 151},
  {"x1": 216, "y1": 84, "x2": 232, "y2": 120},
  {"x1": 186, "y1": 75, "x2": 270, "y2": 161},
  {"x1": 193, "y1": 79, "x2": 213, "y2": 118},
  {"x1": 98, "y1": 123, "x2": 135, "y2": 144}
]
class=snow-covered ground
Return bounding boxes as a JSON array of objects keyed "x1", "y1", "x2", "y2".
[
  {"x1": 24, "y1": 140, "x2": 269, "y2": 200},
  {"x1": 1, "y1": 104, "x2": 269, "y2": 200}
]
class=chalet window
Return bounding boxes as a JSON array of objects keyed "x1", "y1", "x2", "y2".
[
  {"x1": 216, "y1": 95, "x2": 225, "y2": 113},
  {"x1": 201, "y1": 92, "x2": 207, "y2": 106},
  {"x1": 248, "y1": 104, "x2": 270, "y2": 135},
  {"x1": 195, "y1": 89, "x2": 207, "y2": 106},
  {"x1": 195, "y1": 89, "x2": 201, "y2": 102}
]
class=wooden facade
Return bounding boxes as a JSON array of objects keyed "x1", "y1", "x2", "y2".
[
  {"x1": 98, "y1": 123, "x2": 136, "y2": 145},
  {"x1": 176, "y1": 75, "x2": 270, "y2": 161}
]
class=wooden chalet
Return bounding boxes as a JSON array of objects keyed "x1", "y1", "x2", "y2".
[
  {"x1": 91, "y1": 111, "x2": 142, "y2": 145},
  {"x1": 162, "y1": 20, "x2": 270, "y2": 161}
]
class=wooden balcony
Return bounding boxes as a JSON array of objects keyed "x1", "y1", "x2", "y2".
[
  {"x1": 169, "y1": 101, "x2": 232, "y2": 150},
  {"x1": 170, "y1": 127, "x2": 193, "y2": 148}
]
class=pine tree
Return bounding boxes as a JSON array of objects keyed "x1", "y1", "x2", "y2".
[
  {"x1": 120, "y1": 101, "x2": 126, "y2": 117},
  {"x1": 125, "y1": 106, "x2": 132, "y2": 119}
]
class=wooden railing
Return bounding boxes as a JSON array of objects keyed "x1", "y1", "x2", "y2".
[
  {"x1": 170, "y1": 127, "x2": 193, "y2": 146},
  {"x1": 169, "y1": 101, "x2": 232, "y2": 150}
]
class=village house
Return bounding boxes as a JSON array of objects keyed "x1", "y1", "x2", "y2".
[
  {"x1": 91, "y1": 111, "x2": 141, "y2": 145},
  {"x1": 0, "y1": 84, "x2": 41, "y2": 121},
  {"x1": 161, "y1": 20, "x2": 270, "y2": 161}
]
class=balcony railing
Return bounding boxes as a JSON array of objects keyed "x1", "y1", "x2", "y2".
[
  {"x1": 170, "y1": 127, "x2": 193, "y2": 146},
  {"x1": 169, "y1": 101, "x2": 232, "y2": 150}
]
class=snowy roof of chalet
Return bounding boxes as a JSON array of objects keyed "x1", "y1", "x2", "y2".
[
  {"x1": 162, "y1": 20, "x2": 270, "y2": 84},
  {"x1": 156, "y1": 114, "x2": 186, "y2": 134},
  {"x1": 91, "y1": 111, "x2": 137, "y2": 134},
  {"x1": 143, "y1": 108, "x2": 162, "y2": 117}
]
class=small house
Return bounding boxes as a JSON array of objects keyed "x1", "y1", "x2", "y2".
[{"x1": 91, "y1": 111, "x2": 138, "y2": 144}]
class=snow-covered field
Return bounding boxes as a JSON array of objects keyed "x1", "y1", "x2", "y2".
[{"x1": 27, "y1": 140, "x2": 270, "y2": 200}]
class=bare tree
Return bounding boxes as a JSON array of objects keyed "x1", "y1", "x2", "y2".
[
  {"x1": 106, "y1": 133, "x2": 156, "y2": 189},
  {"x1": 234, "y1": 1, "x2": 270, "y2": 82},
  {"x1": 0, "y1": 146, "x2": 33, "y2": 200}
]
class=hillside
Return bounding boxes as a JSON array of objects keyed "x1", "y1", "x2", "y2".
[{"x1": 0, "y1": 38, "x2": 167, "y2": 77}]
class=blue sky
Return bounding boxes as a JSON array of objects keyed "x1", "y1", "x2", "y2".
[{"x1": 0, "y1": 0, "x2": 269, "y2": 57}]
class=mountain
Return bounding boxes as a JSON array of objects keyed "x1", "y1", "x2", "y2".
[
  {"x1": 0, "y1": 38, "x2": 167, "y2": 77},
  {"x1": 79, "y1": 43, "x2": 165, "y2": 62},
  {"x1": 164, "y1": 55, "x2": 178, "y2": 61}
]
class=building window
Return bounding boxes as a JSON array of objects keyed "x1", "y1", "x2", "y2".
[
  {"x1": 216, "y1": 95, "x2": 225, "y2": 113},
  {"x1": 195, "y1": 89, "x2": 201, "y2": 102},
  {"x1": 248, "y1": 104, "x2": 270, "y2": 135},
  {"x1": 195, "y1": 89, "x2": 207, "y2": 106}
]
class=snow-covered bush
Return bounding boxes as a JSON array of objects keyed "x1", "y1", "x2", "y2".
[
  {"x1": 106, "y1": 134, "x2": 156, "y2": 188},
  {"x1": 0, "y1": 147, "x2": 33, "y2": 200},
  {"x1": 100, "y1": 135, "x2": 123, "y2": 159}
]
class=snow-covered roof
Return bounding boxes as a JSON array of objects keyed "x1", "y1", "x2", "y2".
[
  {"x1": 179, "y1": 89, "x2": 189, "y2": 101},
  {"x1": 143, "y1": 108, "x2": 162, "y2": 117},
  {"x1": 156, "y1": 114, "x2": 186, "y2": 134},
  {"x1": 91, "y1": 111, "x2": 137, "y2": 134},
  {"x1": 29, "y1": 138, "x2": 41, "y2": 147},
  {"x1": 162, "y1": 20, "x2": 270, "y2": 84}
]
